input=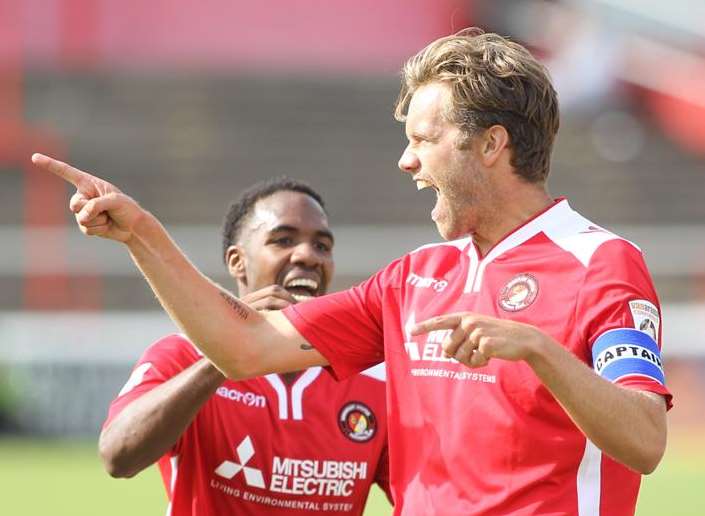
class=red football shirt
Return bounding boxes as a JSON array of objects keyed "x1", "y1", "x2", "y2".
[
  {"x1": 284, "y1": 199, "x2": 672, "y2": 516},
  {"x1": 105, "y1": 334, "x2": 390, "y2": 516}
]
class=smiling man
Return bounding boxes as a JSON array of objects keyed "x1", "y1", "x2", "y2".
[
  {"x1": 98, "y1": 178, "x2": 390, "y2": 515},
  {"x1": 35, "y1": 28, "x2": 671, "y2": 516}
]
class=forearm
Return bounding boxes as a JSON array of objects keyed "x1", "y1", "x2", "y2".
[
  {"x1": 99, "y1": 359, "x2": 224, "y2": 477},
  {"x1": 528, "y1": 338, "x2": 667, "y2": 473},
  {"x1": 124, "y1": 212, "x2": 280, "y2": 378}
]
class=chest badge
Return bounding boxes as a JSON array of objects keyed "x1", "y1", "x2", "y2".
[
  {"x1": 499, "y1": 273, "x2": 539, "y2": 312},
  {"x1": 338, "y1": 402, "x2": 377, "y2": 443}
]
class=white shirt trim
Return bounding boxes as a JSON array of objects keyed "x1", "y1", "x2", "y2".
[
  {"x1": 166, "y1": 455, "x2": 179, "y2": 516},
  {"x1": 577, "y1": 439, "x2": 602, "y2": 515},
  {"x1": 290, "y1": 367, "x2": 323, "y2": 420},
  {"x1": 411, "y1": 236, "x2": 471, "y2": 255},
  {"x1": 463, "y1": 200, "x2": 634, "y2": 293},
  {"x1": 264, "y1": 374, "x2": 288, "y2": 420},
  {"x1": 360, "y1": 362, "x2": 386, "y2": 381}
]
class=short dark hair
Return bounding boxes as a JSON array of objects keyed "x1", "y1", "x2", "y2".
[{"x1": 221, "y1": 177, "x2": 326, "y2": 262}]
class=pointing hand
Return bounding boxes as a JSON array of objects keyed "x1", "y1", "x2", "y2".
[
  {"x1": 32, "y1": 153, "x2": 145, "y2": 243},
  {"x1": 411, "y1": 312, "x2": 546, "y2": 368}
]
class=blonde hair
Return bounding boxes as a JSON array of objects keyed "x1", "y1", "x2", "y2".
[{"x1": 394, "y1": 28, "x2": 559, "y2": 183}]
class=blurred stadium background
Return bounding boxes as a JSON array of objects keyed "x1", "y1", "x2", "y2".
[{"x1": 1, "y1": 0, "x2": 704, "y2": 514}]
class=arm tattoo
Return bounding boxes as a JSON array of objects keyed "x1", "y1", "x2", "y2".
[
  {"x1": 300, "y1": 343, "x2": 314, "y2": 351},
  {"x1": 219, "y1": 291, "x2": 249, "y2": 320}
]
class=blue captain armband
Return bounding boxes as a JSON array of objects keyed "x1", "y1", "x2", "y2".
[{"x1": 591, "y1": 328, "x2": 665, "y2": 385}]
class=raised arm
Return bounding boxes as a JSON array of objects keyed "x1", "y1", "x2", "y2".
[{"x1": 31, "y1": 153, "x2": 327, "y2": 378}]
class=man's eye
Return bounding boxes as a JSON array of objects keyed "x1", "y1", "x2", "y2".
[
  {"x1": 273, "y1": 237, "x2": 293, "y2": 246},
  {"x1": 315, "y1": 242, "x2": 332, "y2": 253}
]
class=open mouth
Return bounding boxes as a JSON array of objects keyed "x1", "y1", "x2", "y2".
[
  {"x1": 415, "y1": 178, "x2": 439, "y2": 194},
  {"x1": 414, "y1": 177, "x2": 443, "y2": 222},
  {"x1": 284, "y1": 277, "x2": 320, "y2": 302}
]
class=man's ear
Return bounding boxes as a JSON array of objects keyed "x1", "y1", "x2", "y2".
[
  {"x1": 226, "y1": 245, "x2": 247, "y2": 284},
  {"x1": 480, "y1": 125, "x2": 510, "y2": 168}
]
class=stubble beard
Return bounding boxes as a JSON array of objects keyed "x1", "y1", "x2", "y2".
[{"x1": 438, "y1": 171, "x2": 484, "y2": 241}]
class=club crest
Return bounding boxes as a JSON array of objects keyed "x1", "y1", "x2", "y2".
[
  {"x1": 499, "y1": 273, "x2": 539, "y2": 312},
  {"x1": 338, "y1": 402, "x2": 377, "y2": 443}
]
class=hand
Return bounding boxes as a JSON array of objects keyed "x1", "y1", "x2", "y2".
[
  {"x1": 31, "y1": 153, "x2": 145, "y2": 243},
  {"x1": 241, "y1": 285, "x2": 298, "y2": 311},
  {"x1": 411, "y1": 312, "x2": 547, "y2": 368}
]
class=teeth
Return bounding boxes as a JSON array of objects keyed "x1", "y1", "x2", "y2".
[
  {"x1": 292, "y1": 293, "x2": 314, "y2": 302},
  {"x1": 285, "y1": 278, "x2": 319, "y2": 290},
  {"x1": 416, "y1": 179, "x2": 432, "y2": 191}
]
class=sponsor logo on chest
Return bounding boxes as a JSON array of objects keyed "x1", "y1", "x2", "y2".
[
  {"x1": 406, "y1": 272, "x2": 448, "y2": 292},
  {"x1": 212, "y1": 435, "x2": 369, "y2": 506},
  {"x1": 215, "y1": 386, "x2": 266, "y2": 408},
  {"x1": 402, "y1": 313, "x2": 497, "y2": 384}
]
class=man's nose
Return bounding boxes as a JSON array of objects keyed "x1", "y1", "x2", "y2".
[
  {"x1": 291, "y1": 242, "x2": 320, "y2": 266},
  {"x1": 398, "y1": 147, "x2": 420, "y2": 174}
]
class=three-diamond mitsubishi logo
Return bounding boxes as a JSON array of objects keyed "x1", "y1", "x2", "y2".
[{"x1": 215, "y1": 436, "x2": 266, "y2": 488}]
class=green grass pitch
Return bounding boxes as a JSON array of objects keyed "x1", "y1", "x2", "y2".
[{"x1": 1, "y1": 436, "x2": 702, "y2": 515}]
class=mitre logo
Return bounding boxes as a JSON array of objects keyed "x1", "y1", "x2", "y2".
[
  {"x1": 215, "y1": 436, "x2": 266, "y2": 488},
  {"x1": 406, "y1": 272, "x2": 448, "y2": 292}
]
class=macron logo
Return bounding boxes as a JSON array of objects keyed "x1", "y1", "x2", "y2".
[
  {"x1": 215, "y1": 436, "x2": 266, "y2": 488},
  {"x1": 406, "y1": 272, "x2": 448, "y2": 292}
]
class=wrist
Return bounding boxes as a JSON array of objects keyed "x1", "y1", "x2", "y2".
[
  {"x1": 524, "y1": 328, "x2": 556, "y2": 371},
  {"x1": 197, "y1": 359, "x2": 227, "y2": 385},
  {"x1": 125, "y1": 209, "x2": 158, "y2": 252}
]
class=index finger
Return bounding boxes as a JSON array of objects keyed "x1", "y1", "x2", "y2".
[
  {"x1": 411, "y1": 314, "x2": 463, "y2": 336},
  {"x1": 242, "y1": 285, "x2": 297, "y2": 305},
  {"x1": 32, "y1": 153, "x2": 93, "y2": 187},
  {"x1": 267, "y1": 285, "x2": 298, "y2": 302}
]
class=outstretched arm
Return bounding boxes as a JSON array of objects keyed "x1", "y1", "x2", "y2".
[
  {"x1": 31, "y1": 153, "x2": 327, "y2": 378},
  {"x1": 412, "y1": 314, "x2": 667, "y2": 474}
]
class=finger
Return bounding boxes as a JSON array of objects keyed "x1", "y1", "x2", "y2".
[
  {"x1": 248, "y1": 297, "x2": 292, "y2": 312},
  {"x1": 468, "y1": 349, "x2": 490, "y2": 368},
  {"x1": 32, "y1": 153, "x2": 93, "y2": 188},
  {"x1": 442, "y1": 325, "x2": 470, "y2": 357},
  {"x1": 242, "y1": 285, "x2": 297, "y2": 306},
  {"x1": 411, "y1": 314, "x2": 463, "y2": 335},
  {"x1": 69, "y1": 192, "x2": 89, "y2": 213},
  {"x1": 476, "y1": 339, "x2": 499, "y2": 361},
  {"x1": 452, "y1": 337, "x2": 475, "y2": 364},
  {"x1": 80, "y1": 223, "x2": 111, "y2": 237},
  {"x1": 268, "y1": 285, "x2": 298, "y2": 304},
  {"x1": 264, "y1": 298, "x2": 293, "y2": 310},
  {"x1": 77, "y1": 201, "x2": 103, "y2": 226},
  {"x1": 82, "y1": 213, "x2": 109, "y2": 228},
  {"x1": 76, "y1": 194, "x2": 121, "y2": 225}
]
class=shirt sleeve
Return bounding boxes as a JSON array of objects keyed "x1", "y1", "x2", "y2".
[
  {"x1": 283, "y1": 258, "x2": 403, "y2": 380},
  {"x1": 575, "y1": 239, "x2": 672, "y2": 408},
  {"x1": 102, "y1": 334, "x2": 201, "y2": 430}
]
